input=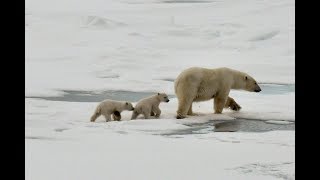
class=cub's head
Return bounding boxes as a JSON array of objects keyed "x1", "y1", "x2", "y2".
[
  {"x1": 124, "y1": 102, "x2": 135, "y2": 111},
  {"x1": 243, "y1": 74, "x2": 261, "y2": 92},
  {"x1": 157, "y1": 93, "x2": 170, "y2": 102}
]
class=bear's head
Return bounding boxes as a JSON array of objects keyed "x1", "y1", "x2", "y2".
[
  {"x1": 124, "y1": 102, "x2": 135, "y2": 111},
  {"x1": 243, "y1": 75, "x2": 261, "y2": 92},
  {"x1": 157, "y1": 93, "x2": 170, "y2": 102}
]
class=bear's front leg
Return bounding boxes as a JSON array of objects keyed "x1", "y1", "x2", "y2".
[
  {"x1": 112, "y1": 111, "x2": 122, "y2": 121},
  {"x1": 224, "y1": 96, "x2": 241, "y2": 111},
  {"x1": 214, "y1": 96, "x2": 228, "y2": 114},
  {"x1": 153, "y1": 106, "x2": 161, "y2": 118}
]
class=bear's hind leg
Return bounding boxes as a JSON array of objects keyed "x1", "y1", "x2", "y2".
[
  {"x1": 177, "y1": 98, "x2": 194, "y2": 119},
  {"x1": 90, "y1": 112, "x2": 100, "y2": 122},
  {"x1": 104, "y1": 114, "x2": 112, "y2": 122},
  {"x1": 187, "y1": 103, "x2": 192, "y2": 115},
  {"x1": 142, "y1": 110, "x2": 151, "y2": 119},
  {"x1": 187, "y1": 103, "x2": 196, "y2": 115}
]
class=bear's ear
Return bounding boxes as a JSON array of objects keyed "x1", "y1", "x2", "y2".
[
  {"x1": 126, "y1": 102, "x2": 128, "y2": 105},
  {"x1": 158, "y1": 93, "x2": 160, "y2": 95},
  {"x1": 245, "y1": 76, "x2": 248, "y2": 80}
]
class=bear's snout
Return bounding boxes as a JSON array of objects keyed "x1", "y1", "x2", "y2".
[
  {"x1": 166, "y1": 100, "x2": 170, "y2": 102},
  {"x1": 254, "y1": 86, "x2": 261, "y2": 92},
  {"x1": 131, "y1": 107, "x2": 135, "y2": 110}
]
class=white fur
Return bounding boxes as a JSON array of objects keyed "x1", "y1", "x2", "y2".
[
  {"x1": 90, "y1": 100, "x2": 134, "y2": 122},
  {"x1": 174, "y1": 67, "x2": 261, "y2": 118},
  {"x1": 131, "y1": 93, "x2": 170, "y2": 119}
]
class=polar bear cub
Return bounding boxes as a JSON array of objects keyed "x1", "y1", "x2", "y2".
[
  {"x1": 90, "y1": 99, "x2": 134, "y2": 122},
  {"x1": 131, "y1": 93, "x2": 170, "y2": 119}
]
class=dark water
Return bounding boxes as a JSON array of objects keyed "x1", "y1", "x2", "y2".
[{"x1": 160, "y1": 119, "x2": 294, "y2": 136}]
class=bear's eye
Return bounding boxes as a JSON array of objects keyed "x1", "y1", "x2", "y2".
[{"x1": 254, "y1": 82, "x2": 257, "y2": 85}]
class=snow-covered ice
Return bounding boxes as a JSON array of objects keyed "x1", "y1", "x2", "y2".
[{"x1": 26, "y1": 0, "x2": 295, "y2": 179}]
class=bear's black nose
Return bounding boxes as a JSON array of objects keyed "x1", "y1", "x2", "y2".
[
  {"x1": 132, "y1": 108, "x2": 135, "y2": 110},
  {"x1": 254, "y1": 89, "x2": 261, "y2": 92},
  {"x1": 166, "y1": 100, "x2": 170, "y2": 102}
]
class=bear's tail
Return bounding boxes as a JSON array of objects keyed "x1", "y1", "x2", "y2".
[{"x1": 90, "y1": 105, "x2": 101, "y2": 122}]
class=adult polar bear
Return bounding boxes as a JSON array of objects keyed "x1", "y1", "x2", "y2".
[{"x1": 174, "y1": 67, "x2": 261, "y2": 119}]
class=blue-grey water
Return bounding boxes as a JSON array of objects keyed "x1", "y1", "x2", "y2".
[
  {"x1": 26, "y1": 83, "x2": 295, "y2": 133},
  {"x1": 26, "y1": 83, "x2": 294, "y2": 102}
]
